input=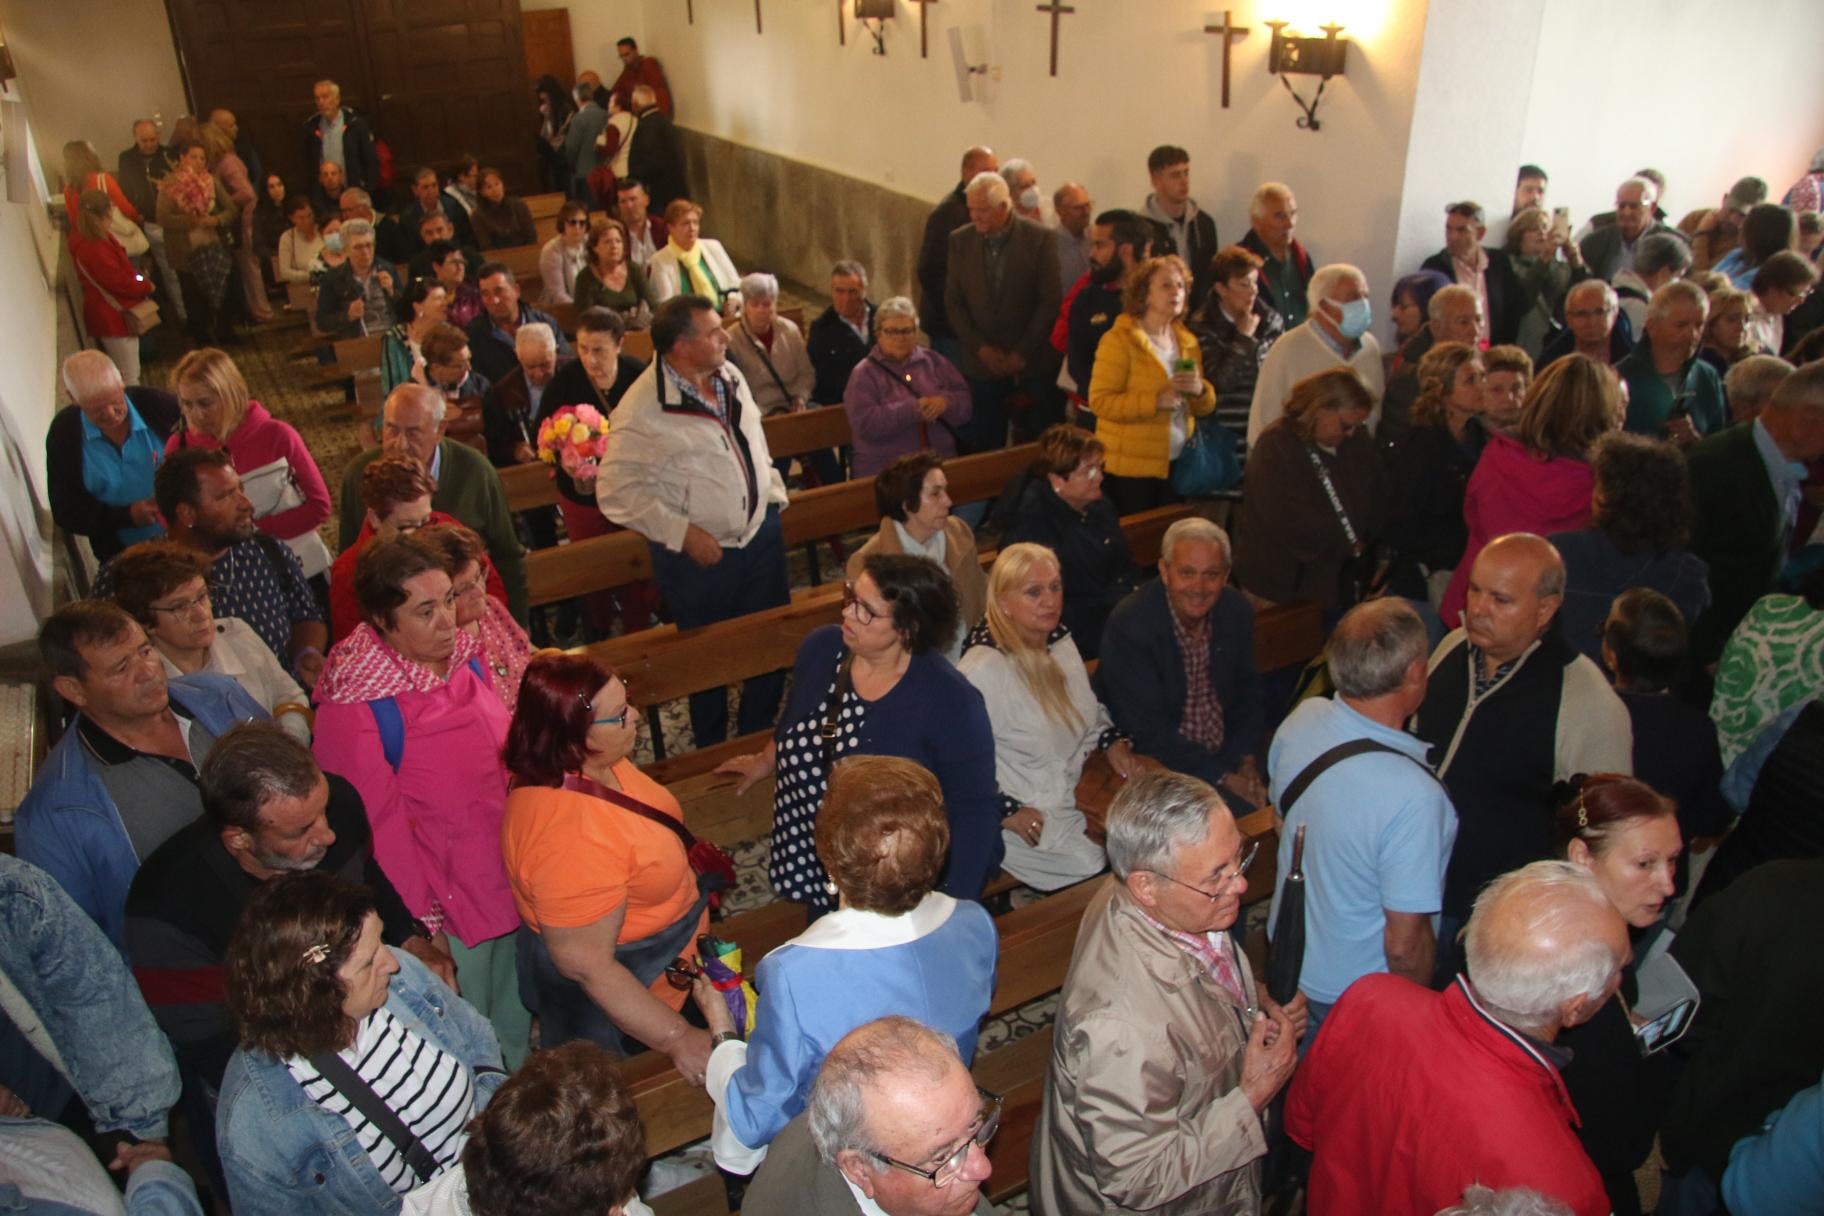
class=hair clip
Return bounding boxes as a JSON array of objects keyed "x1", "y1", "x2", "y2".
[
  {"x1": 1575, "y1": 792, "x2": 1589, "y2": 831},
  {"x1": 300, "y1": 944, "x2": 332, "y2": 966}
]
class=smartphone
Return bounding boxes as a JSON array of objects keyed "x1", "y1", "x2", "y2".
[
  {"x1": 1174, "y1": 356, "x2": 1197, "y2": 375},
  {"x1": 1635, "y1": 997, "x2": 1696, "y2": 1055},
  {"x1": 1550, "y1": 206, "x2": 1572, "y2": 243}
]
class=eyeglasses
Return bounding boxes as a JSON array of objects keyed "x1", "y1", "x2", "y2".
[
  {"x1": 841, "y1": 582, "x2": 883, "y2": 626},
  {"x1": 565, "y1": 218, "x2": 590, "y2": 228},
  {"x1": 1146, "y1": 839, "x2": 1260, "y2": 901},
  {"x1": 1069, "y1": 462, "x2": 1105, "y2": 481},
  {"x1": 591, "y1": 708, "x2": 630, "y2": 728},
  {"x1": 149, "y1": 587, "x2": 212, "y2": 617},
  {"x1": 879, "y1": 325, "x2": 918, "y2": 337},
  {"x1": 868, "y1": 1088, "x2": 1002, "y2": 1187}
]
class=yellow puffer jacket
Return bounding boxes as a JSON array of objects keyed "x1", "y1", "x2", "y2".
[{"x1": 1087, "y1": 314, "x2": 1217, "y2": 479}]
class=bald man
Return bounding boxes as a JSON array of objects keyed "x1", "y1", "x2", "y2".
[
  {"x1": 917, "y1": 145, "x2": 998, "y2": 348},
  {"x1": 1412, "y1": 534, "x2": 1631, "y2": 960},
  {"x1": 1288, "y1": 860, "x2": 1622, "y2": 1216}
]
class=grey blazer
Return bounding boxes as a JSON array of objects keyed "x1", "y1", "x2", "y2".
[
  {"x1": 1578, "y1": 219, "x2": 1687, "y2": 282},
  {"x1": 944, "y1": 215, "x2": 1063, "y2": 380},
  {"x1": 742, "y1": 1113, "x2": 995, "y2": 1216}
]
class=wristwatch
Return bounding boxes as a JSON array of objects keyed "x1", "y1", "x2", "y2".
[{"x1": 711, "y1": 1030, "x2": 744, "y2": 1049}]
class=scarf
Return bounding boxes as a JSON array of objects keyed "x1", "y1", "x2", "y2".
[
  {"x1": 161, "y1": 165, "x2": 217, "y2": 219},
  {"x1": 313, "y1": 622, "x2": 485, "y2": 705},
  {"x1": 667, "y1": 239, "x2": 721, "y2": 299}
]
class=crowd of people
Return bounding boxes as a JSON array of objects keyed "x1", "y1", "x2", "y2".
[{"x1": 21, "y1": 41, "x2": 1824, "y2": 1216}]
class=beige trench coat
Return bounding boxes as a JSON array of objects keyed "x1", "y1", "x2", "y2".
[
  {"x1": 846, "y1": 515, "x2": 988, "y2": 644},
  {"x1": 1030, "y1": 880, "x2": 1266, "y2": 1215}
]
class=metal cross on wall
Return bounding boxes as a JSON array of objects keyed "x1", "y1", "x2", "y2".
[
  {"x1": 909, "y1": 0, "x2": 937, "y2": 58},
  {"x1": 1203, "y1": 9, "x2": 1250, "y2": 108},
  {"x1": 1035, "y1": 0, "x2": 1074, "y2": 77}
]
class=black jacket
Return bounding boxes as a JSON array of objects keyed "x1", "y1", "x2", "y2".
[
  {"x1": 1538, "y1": 312, "x2": 1635, "y2": 370},
  {"x1": 393, "y1": 196, "x2": 478, "y2": 263},
  {"x1": 535, "y1": 353, "x2": 648, "y2": 506},
  {"x1": 314, "y1": 258, "x2": 398, "y2": 339},
  {"x1": 1065, "y1": 280, "x2": 1123, "y2": 400},
  {"x1": 805, "y1": 303, "x2": 875, "y2": 406},
  {"x1": 1239, "y1": 229, "x2": 1315, "y2": 324},
  {"x1": 46, "y1": 389, "x2": 181, "y2": 564},
  {"x1": 1693, "y1": 700, "x2": 1824, "y2": 907},
  {"x1": 1094, "y1": 578, "x2": 1264, "y2": 783},
  {"x1": 115, "y1": 145, "x2": 174, "y2": 219},
  {"x1": 464, "y1": 304, "x2": 573, "y2": 386},
  {"x1": 915, "y1": 186, "x2": 970, "y2": 340},
  {"x1": 998, "y1": 473, "x2": 1136, "y2": 660},
  {"x1": 303, "y1": 107, "x2": 380, "y2": 193},
  {"x1": 1383, "y1": 421, "x2": 1480, "y2": 597},
  {"x1": 1420, "y1": 246, "x2": 1524, "y2": 347},
  {"x1": 625, "y1": 108, "x2": 685, "y2": 211}
]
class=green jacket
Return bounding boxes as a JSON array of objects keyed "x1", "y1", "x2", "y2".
[
  {"x1": 1617, "y1": 333, "x2": 1726, "y2": 439},
  {"x1": 1686, "y1": 421, "x2": 1783, "y2": 663},
  {"x1": 337, "y1": 439, "x2": 529, "y2": 624}
]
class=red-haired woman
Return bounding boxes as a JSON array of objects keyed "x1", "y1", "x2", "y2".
[{"x1": 499, "y1": 652, "x2": 712, "y2": 1082}]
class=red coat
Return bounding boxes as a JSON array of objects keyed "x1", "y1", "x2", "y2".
[
  {"x1": 329, "y1": 512, "x2": 508, "y2": 643},
  {"x1": 70, "y1": 233, "x2": 152, "y2": 339},
  {"x1": 1287, "y1": 975, "x2": 1609, "y2": 1216}
]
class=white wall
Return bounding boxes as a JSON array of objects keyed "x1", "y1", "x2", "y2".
[
  {"x1": 521, "y1": 0, "x2": 646, "y2": 83},
  {"x1": 1518, "y1": 0, "x2": 1824, "y2": 230},
  {"x1": 629, "y1": 0, "x2": 1433, "y2": 305},
  {"x1": 0, "y1": 0, "x2": 189, "y2": 186}
]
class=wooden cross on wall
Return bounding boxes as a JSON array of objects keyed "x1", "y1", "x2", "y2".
[
  {"x1": 1035, "y1": 0, "x2": 1074, "y2": 77},
  {"x1": 1203, "y1": 9, "x2": 1250, "y2": 108},
  {"x1": 910, "y1": 0, "x2": 937, "y2": 58},
  {"x1": 754, "y1": 0, "x2": 763, "y2": 34},
  {"x1": 684, "y1": 0, "x2": 693, "y2": 24},
  {"x1": 837, "y1": 0, "x2": 845, "y2": 45}
]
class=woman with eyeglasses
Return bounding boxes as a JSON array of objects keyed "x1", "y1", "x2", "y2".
[
  {"x1": 538, "y1": 201, "x2": 592, "y2": 307},
  {"x1": 312, "y1": 535, "x2": 529, "y2": 1068},
  {"x1": 717, "y1": 553, "x2": 1001, "y2": 911},
  {"x1": 414, "y1": 522, "x2": 532, "y2": 709},
  {"x1": 108, "y1": 539, "x2": 311, "y2": 741},
  {"x1": 692, "y1": 755, "x2": 997, "y2": 1176},
  {"x1": 499, "y1": 651, "x2": 714, "y2": 1084},
  {"x1": 841, "y1": 296, "x2": 971, "y2": 478},
  {"x1": 846, "y1": 452, "x2": 985, "y2": 662}
]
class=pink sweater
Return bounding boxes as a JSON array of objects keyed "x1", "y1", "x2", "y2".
[
  {"x1": 1441, "y1": 431, "x2": 1595, "y2": 627},
  {"x1": 166, "y1": 401, "x2": 331, "y2": 545}
]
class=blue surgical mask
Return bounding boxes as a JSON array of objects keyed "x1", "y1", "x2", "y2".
[
  {"x1": 1335, "y1": 297, "x2": 1372, "y2": 340},
  {"x1": 323, "y1": 231, "x2": 343, "y2": 254}
]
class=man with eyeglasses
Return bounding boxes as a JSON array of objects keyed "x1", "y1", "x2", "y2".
[
  {"x1": 744, "y1": 1016, "x2": 995, "y2": 1216},
  {"x1": 1033, "y1": 770, "x2": 1300, "y2": 1214},
  {"x1": 1540, "y1": 278, "x2": 1633, "y2": 371},
  {"x1": 1579, "y1": 175, "x2": 1686, "y2": 283}
]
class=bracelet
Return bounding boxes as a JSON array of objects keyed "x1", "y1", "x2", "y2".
[
  {"x1": 711, "y1": 1030, "x2": 743, "y2": 1049},
  {"x1": 272, "y1": 702, "x2": 313, "y2": 721}
]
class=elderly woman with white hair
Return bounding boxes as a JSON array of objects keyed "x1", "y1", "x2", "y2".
[
  {"x1": 314, "y1": 215, "x2": 397, "y2": 339},
  {"x1": 841, "y1": 296, "x2": 972, "y2": 478},
  {"x1": 1246, "y1": 262, "x2": 1386, "y2": 449},
  {"x1": 725, "y1": 273, "x2": 815, "y2": 417},
  {"x1": 47, "y1": 350, "x2": 180, "y2": 563}
]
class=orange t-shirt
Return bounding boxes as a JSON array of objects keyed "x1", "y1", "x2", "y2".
[{"x1": 501, "y1": 760, "x2": 706, "y2": 1009}]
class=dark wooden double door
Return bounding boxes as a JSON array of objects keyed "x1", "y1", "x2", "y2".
[{"x1": 165, "y1": 0, "x2": 538, "y2": 197}]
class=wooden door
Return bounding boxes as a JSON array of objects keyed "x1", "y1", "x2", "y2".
[
  {"x1": 164, "y1": 0, "x2": 378, "y2": 191},
  {"x1": 359, "y1": 0, "x2": 538, "y2": 194},
  {"x1": 521, "y1": 9, "x2": 574, "y2": 92}
]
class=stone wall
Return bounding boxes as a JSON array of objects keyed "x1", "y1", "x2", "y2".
[{"x1": 678, "y1": 125, "x2": 934, "y2": 308}]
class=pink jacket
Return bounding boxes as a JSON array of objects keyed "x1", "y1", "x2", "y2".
[
  {"x1": 1441, "y1": 431, "x2": 1594, "y2": 626},
  {"x1": 167, "y1": 401, "x2": 332, "y2": 545},
  {"x1": 311, "y1": 625, "x2": 520, "y2": 947}
]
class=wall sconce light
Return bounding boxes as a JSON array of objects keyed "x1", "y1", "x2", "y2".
[
  {"x1": 855, "y1": 0, "x2": 893, "y2": 55},
  {"x1": 1265, "y1": 20, "x2": 1347, "y2": 130}
]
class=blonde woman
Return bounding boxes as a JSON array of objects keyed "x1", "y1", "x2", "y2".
[
  {"x1": 165, "y1": 347, "x2": 333, "y2": 585},
  {"x1": 1087, "y1": 254, "x2": 1216, "y2": 515},
  {"x1": 957, "y1": 542, "x2": 1149, "y2": 889},
  {"x1": 1700, "y1": 286, "x2": 1752, "y2": 377}
]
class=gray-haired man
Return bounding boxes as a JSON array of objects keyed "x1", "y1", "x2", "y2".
[{"x1": 744, "y1": 1016, "x2": 995, "y2": 1216}]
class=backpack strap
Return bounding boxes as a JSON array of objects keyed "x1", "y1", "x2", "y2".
[
  {"x1": 305, "y1": 1050, "x2": 441, "y2": 1184},
  {"x1": 1278, "y1": 738, "x2": 1428, "y2": 816},
  {"x1": 369, "y1": 697, "x2": 405, "y2": 773}
]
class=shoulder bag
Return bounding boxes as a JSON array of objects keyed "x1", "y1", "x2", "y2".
[{"x1": 76, "y1": 258, "x2": 160, "y2": 336}]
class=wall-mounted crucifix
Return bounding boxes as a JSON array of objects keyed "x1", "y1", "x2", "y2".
[
  {"x1": 754, "y1": 0, "x2": 763, "y2": 33},
  {"x1": 684, "y1": 0, "x2": 694, "y2": 24},
  {"x1": 836, "y1": 0, "x2": 845, "y2": 44},
  {"x1": 1035, "y1": 0, "x2": 1074, "y2": 77},
  {"x1": 1203, "y1": 10, "x2": 1249, "y2": 108},
  {"x1": 909, "y1": 0, "x2": 937, "y2": 58}
]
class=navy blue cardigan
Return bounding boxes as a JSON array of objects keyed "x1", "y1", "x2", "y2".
[
  {"x1": 1093, "y1": 580, "x2": 1264, "y2": 784},
  {"x1": 777, "y1": 626, "x2": 1003, "y2": 899}
]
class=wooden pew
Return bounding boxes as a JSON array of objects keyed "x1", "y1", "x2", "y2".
[
  {"x1": 525, "y1": 192, "x2": 566, "y2": 221},
  {"x1": 491, "y1": 243, "x2": 544, "y2": 286}
]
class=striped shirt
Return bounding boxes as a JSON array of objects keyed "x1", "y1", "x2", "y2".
[{"x1": 287, "y1": 1006, "x2": 474, "y2": 1193}]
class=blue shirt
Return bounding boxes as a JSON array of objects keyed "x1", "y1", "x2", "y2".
[
  {"x1": 79, "y1": 406, "x2": 164, "y2": 548},
  {"x1": 1266, "y1": 696, "x2": 1458, "y2": 1005},
  {"x1": 1751, "y1": 415, "x2": 1807, "y2": 537},
  {"x1": 320, "y1": 111, "x2": 346, "y2": 169},
  {"x1": 1713, "y1": 247, "x2": 1753, "y2": 289}
]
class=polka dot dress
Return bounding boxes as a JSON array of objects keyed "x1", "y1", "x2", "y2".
[{"x1": 769, "y1": 658, "x2": 867, "y2": 909}]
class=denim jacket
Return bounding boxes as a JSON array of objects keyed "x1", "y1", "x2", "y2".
[
  {"x1": 215, "y1": 951, "x2": 506, "y2": 1216},
  {"x1": 0, "y1": 856, "x2": 181, "y2": 1141},
  {"x1": 14, "y1": 673, "x2": 267, "y2": 947}
]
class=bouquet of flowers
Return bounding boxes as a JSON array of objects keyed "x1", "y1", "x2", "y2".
[{"x1": 536, "y1": 403, "x2": 609, "y2": 483}]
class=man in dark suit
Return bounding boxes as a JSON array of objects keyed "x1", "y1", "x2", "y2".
[
  {"x1": 1580, "y1": 176, "x2": 1686, "y2": 282},
  {"x1": 1420, "y1": 201, "x2": 1523, "y2": 347},
  {"x1": 944, "y1": 171, "x2": 1062, "y2": 451},
  {"x1": 916, "y1": 145, "x2": 997, "y2": 354},
  {"x1": 1687, "y1": 361, "x2": 1824, "y2": 662},
  {"x1": 394, "y1": 166, "x2": 477, "y2": 262},
  {"x1": 741, "y1": 1017, "x2": 995, "y2": 1216},
  {"x1": 624, "y1": 85, "x2": 685, "y2": 211}
]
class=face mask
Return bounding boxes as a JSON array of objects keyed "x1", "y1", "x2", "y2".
[
  {"x1": 1334, "y1": 297, "x2": 1372, "y2": 340},
  {"x1": 323, "y1": 232, "x2": 343, "y2": 254},
  {"x1": 1019, "y1": 186, "x2": 1041, "y2": 214}
]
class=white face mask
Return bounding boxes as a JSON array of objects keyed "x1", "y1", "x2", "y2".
[{"x1": 1018, "y1": 186, "x2": 1041, "y2": 214}]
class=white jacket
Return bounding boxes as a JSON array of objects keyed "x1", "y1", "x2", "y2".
[
  {"x1": 596, "y1": 358, "x2": 788, "y2": 551},
  {"x1": 646, "y1": 238, "x2": 741, "y2": 305}
]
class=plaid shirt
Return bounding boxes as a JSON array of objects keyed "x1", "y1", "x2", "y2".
[
  {"x1": 1140, "y1": 906, "x2": 1250, "y2": 1008},
  {"x1": 1171, "y1": 610, "x2": 1226, "y2": 752},
  {"x1": 1468, "y1": 641, "x2": 1522, "y2": 701}
]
